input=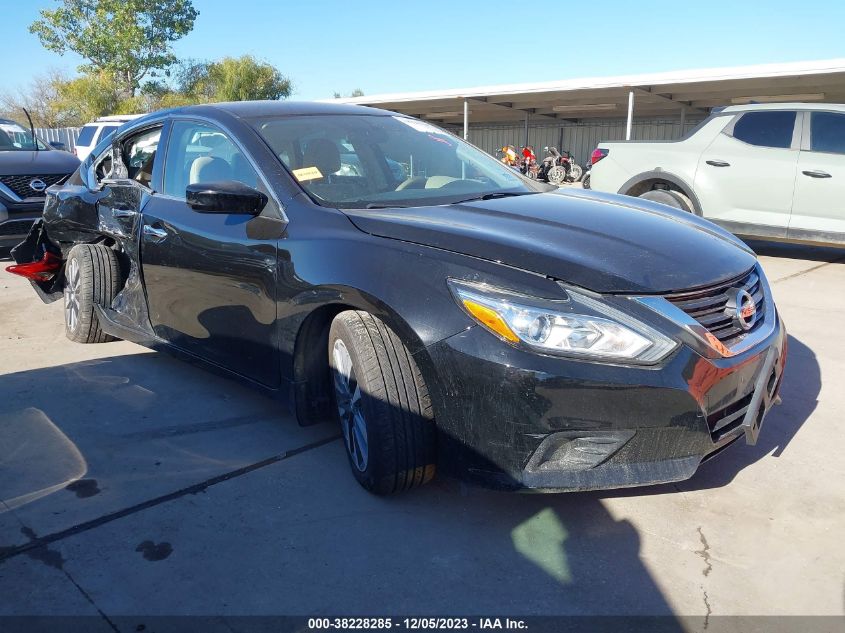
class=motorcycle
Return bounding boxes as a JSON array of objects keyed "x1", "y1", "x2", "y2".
[
  {"x1": 564, "y1": 150, "x2": 583, "y2": 183},
  {"x1": 537, "y1": 147, "x2": 566, "y2": 185},
  {"x1": 537, "y1": 147, "x2": 585, "y2": 185},
  {"x1": 496, "y1": 145, "x2": 520, "y2": 172},
  {"x1": 520, "y1": 146, "x2": 539, "y2": 179}
]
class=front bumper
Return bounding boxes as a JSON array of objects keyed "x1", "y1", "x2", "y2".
[
  {"x1": 0, "y1": 198, "x2": 43, "y2": 249},
  {"x1": 425, "y1": 312, "x2": 786, "y2": 491}
]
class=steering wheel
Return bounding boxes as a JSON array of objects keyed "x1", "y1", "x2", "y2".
[{"x1": 394, "y1": 176, "x2": 427, "y2": 191}]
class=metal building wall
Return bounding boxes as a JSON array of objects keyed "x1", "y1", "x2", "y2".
[{"x1": 460, "y1": 117, "x2": 704, "y2": 165}]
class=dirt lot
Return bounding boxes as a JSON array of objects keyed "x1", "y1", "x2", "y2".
[{"x1": 1, "y1": 241, "x2": 844, "y2": 627}]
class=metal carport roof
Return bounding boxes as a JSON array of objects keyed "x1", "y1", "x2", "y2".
[{"x1": 329, "y1": 59, "x2": 845, "y2": 138}]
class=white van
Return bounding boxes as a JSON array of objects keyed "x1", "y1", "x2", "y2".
[{"x1": 74, "y1": 114, "x2": 144, "y2": 160}]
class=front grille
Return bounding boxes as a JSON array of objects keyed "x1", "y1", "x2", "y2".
[
  {"x1": 665, "y1": 267, "x2": 765, "y2": 348},
  {"x1": 0, "y1": 174, "x2": 68, "y2": 199},
  {"x1": 0, "y1": 218, "x2": 37, "y2": 236}
]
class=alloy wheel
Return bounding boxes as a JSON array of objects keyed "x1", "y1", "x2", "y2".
[
  {"x1": 64, "y1": 257, "x2": 80, "y2": 333},
  {"x1": 332, "y1": 339, "x2": 369, "y2": 472}
]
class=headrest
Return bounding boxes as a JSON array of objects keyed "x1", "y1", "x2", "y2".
[{"x1": 302, "y1": 139, "x2": 340, "y2": 177}]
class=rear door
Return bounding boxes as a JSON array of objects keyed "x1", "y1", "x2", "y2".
[
  {"x1": 790, "y1": 110, "x2": 845, "y2": 241},
  {"x1": 694, "y1": 110, "x2": 800, "y2": 235},
  {"x1": 140, "y1": 118, "x2": 282, "y2": 387}
]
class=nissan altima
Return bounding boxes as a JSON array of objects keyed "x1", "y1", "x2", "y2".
[{"x1": 7, "y1": 101, "x2": 787, "y2": 494}]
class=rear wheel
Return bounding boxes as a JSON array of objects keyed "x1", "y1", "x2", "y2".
[
  {"x1": 328, "y1": 310, "x2": 436, "y2": 494},
  {"x1": 638, "y1": 188, "x2": 694, "y2": 213},
  {"x1": 63, "y1": 244, "x2": 121, "y2": 344}
]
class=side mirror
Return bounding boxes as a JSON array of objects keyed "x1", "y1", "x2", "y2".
[
  {"x1": 50, "y1": 141, "x2": 67, "y2": 151},
  {"x1": 186, "y1": 180, "x2": 267, "y2": 215}
]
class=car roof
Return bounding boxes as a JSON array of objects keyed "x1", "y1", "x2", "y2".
[
  {"x1": 720, "y1": 102, "x2": 845, "y2": 113},
  {"x1": 176, "y1": 100, "x2": 400, "y2": 119},
  {"x1": 93, "y1": 114, "x2": 145, "y2": 123}
]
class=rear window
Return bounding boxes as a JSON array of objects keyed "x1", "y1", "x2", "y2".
[
  {"x1": 810, "y1": 112, "x2": 845, "y2": 155},
  {"x1": 76, "y1": 125, "x2": 98, "y2": 146},
  {"x1": 731, "y1": 111, "x2": 796, "y2": 149}
]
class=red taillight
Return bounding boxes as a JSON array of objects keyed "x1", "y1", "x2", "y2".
[
  {"x1": 5, "y1": 251, "x2": 63, "y2": 282},
  {"x1": 591, "y1": 148, "x2": 609, "y2": 165}
]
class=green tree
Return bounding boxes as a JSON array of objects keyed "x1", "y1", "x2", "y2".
[
  {"x1": 200, "y1": 56, "x2": 292, "y2": 102},
  {"x1": 29, "y1": 0, "x2": 198, "y2": 96},
  {"x1": 51, "y1": 72, "x2": 123, "y2": 124}
]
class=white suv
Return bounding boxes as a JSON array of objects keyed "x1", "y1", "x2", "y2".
[
  {"x1": 74, "y1": 114, "x2": 143, "y2": 160},
  {"x1": 589, "y1": 103, "x2": 845, "y2": 246}
]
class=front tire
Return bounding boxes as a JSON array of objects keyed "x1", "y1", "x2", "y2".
[
  {"x1": 328, "y1": 311, "x2": 436, "y2": 494},
  {"x1": 63, "y1": 244, "x2": 121, "y2": 344}
]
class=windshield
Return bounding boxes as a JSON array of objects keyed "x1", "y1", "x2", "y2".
[
  {"x1": 0, "y1": 121, "x2": 48, "y2": 151},
  {"x1": 250, "y1": 114, "x2": 547, "y2": 208}
]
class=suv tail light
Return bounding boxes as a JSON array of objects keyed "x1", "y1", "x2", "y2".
[{"x1": 591, "y1": 148, "x2": 609, "y2": 165}]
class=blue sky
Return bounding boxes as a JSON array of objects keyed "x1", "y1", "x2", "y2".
[{"x1": 3, "y1": 0, "x2": 845, "y2": 99}]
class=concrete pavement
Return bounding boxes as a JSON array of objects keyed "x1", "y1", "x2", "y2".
[{"x1": 1, "y1": 241, "x2": 844, "y2": 626}]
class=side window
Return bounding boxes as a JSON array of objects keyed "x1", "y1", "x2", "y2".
[
  {"x1": 810, "y1": 112, "x2": 845, "y2": 154},
  {"x1": 731, "y1": 111, "x2": 796, "y2": 149},
  {"x1": 122, "y1": 127, "x2": 162, "y2": 188},
  {"x1": 163, "y1": 121, "x2": 258, "y2": 198}
]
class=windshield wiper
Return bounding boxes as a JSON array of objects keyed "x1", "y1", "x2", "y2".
[
  {"x1": 451, "y1": 191, "x2": 532, "y2": 204},
  {"x1": 364, "y1": 203, "x2": 408, "y2": 209}
]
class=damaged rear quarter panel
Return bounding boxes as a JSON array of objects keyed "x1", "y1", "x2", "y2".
[{"x1": 37, "y1": 180, "x2": 155, "y2": 336}]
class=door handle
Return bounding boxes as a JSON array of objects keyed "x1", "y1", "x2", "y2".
[
  {"x1": 706, "y1": 159, "x2": 731, "y2": 167},
  {"x1": 143, "y1": 224, "x2": 168, "y2": 241},
  {"x1": 802, "y1": 170, "x2": 832, "y2": 178},
  {"x1": 111, "y1": 207, "x2": 137, "y2": 218}
]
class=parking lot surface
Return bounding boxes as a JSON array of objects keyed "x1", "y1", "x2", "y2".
[{"x1": 1, "y1": 241, "x2": 844, "y2": 625}]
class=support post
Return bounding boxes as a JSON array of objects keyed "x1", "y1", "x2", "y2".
[
  {"x1": 463, "y1": 99, "x2": 469, "y2": 141},
  {"x1": 626, "y1": 91, "x2": 634, "y2": 140},
  {"x1": 679, "y1": 105, "x2": 686, "y2": 138},
  {"x1": 524, "y1": 111, "x2": 530, "y2": 147}
]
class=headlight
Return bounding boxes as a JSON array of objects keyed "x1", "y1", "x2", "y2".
[{"x1": 448, "y1": 279, "x2": 677, "y2": 364}]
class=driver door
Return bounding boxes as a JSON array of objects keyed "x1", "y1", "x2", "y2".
[{"x1": 140, "y1": 119, "x2": 282, "y2": 387}]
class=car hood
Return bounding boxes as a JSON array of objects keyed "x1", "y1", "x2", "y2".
[
  {"x1": 342, "y1": 189, "x2": 758, "y2": 294},
  {"x1": 0, "y1": 150, "x2": 80, "y2": 175}
]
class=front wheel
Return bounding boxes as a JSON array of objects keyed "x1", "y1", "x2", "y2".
[
  {"x1": 568, "y1": 163, "x2": 583, "y2": 182},
  {"x1": 547, "y1": 165, "x2": 567, "y2": 185},
  {"x1": 328, "y1": 311, "x2": 436, "y2": 494}
]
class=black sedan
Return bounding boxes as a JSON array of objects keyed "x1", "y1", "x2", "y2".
[{"x1": 7, "y1": 101, "x2": 787, "y2": 494}]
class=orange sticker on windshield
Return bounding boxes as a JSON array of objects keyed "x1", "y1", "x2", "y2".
[{"x1": 292, "y1": 166, "x2": 323, "y2": 181}]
